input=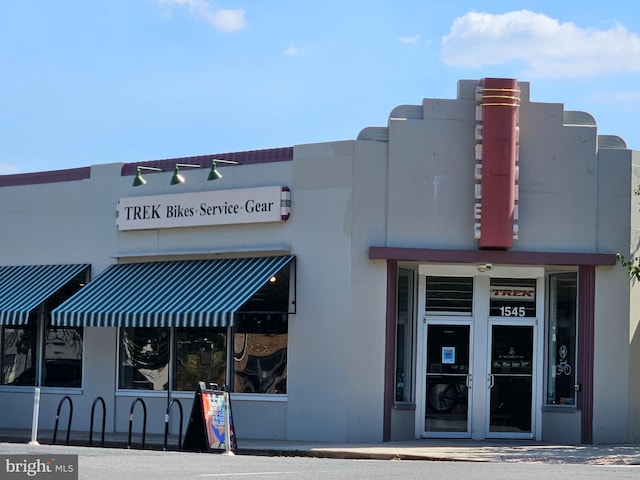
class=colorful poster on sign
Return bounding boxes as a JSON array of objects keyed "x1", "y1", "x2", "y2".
[{"x1": 202, "y1": 392, "x2": 226, "y2": 450}]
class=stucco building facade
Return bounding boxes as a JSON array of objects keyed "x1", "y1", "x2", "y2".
[{"x1": 0, "y1": 78, "x2": 639, "y2": 445}]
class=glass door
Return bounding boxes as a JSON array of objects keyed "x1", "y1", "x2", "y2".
[
  {"x1": 487, "y1": 324, "x2": 534, "y2": 437},
  {"x1": 425, "y1": 324, "x2": 471, "y2": 436}
]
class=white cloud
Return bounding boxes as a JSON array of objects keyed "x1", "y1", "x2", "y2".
[
  {"x1": 284, "y1": 43, "x2": 300, "y2": 56},
  {"x1": 399, "y1": 34, "x2": 420, "y2": 44},
  {"x1": 159, "y1": 0, "x2": 246, "y2": 32},
  {"x1": 615, "y1": 91, "x2": 640, "y2": 102},
  {"x1": 442, "y1": 10, "x2": 640, "y2": 77},
  {"x1": 0, "y1": 163, "x2": 18, "y2": 175},
  {"x1": 598, "y1": 90, "x2": 640, "y2": 103}
]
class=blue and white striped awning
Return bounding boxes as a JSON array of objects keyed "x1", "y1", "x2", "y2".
[
  {"x1": 0, "y1": 264, "x2": 89, "y2": 325},
  {"x1": 51, "y1": 256, "x2": 294, "y2": 328}
]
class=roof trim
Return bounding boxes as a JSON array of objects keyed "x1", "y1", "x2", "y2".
[
  {"x1": 0, "y1": 168, "x2": 91, "y2": 188},
  {"x1": 368, "y1": 246, "x2": 616, "y2": 267},
  {"x1": 0, "y1": 147, "x2": 294, "y2": 188},
  {"x1": 120, "y1": 147, "x2": 294, "y2": 176}
]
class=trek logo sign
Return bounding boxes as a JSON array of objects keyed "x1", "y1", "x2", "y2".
[
  {"x1": 116, "y1": 186, "x2": 291, "y2": 231},
  {"x1": 1, "y1": 455, "x2": 77, "y2": 479},
  {"x1": 490, "y1": 286, "x2": 535, "y2": 301}
]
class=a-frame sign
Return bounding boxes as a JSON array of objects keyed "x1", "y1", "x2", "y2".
[{"x1": 183, "y1": 382, "x2": 238, "y2": 454}]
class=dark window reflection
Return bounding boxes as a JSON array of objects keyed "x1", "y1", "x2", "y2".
[
  {"x1": 43, "y1": 327, "x2": 83, "y2": 387},
  {"x1": 174, "y1": 327, "x2": 226, "y2": 391},
  {"x1": 234, "y1": 314, "x2": 287, "y2": 394},
  {"x1": 2, "y1": 318, "x2": 37, "y2": 385},
  {"x1": 119, "y1": 327, "x2": 170, "y2": 390}
]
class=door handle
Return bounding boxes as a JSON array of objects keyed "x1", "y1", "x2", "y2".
[
  {"x1": 466, "y1": 374, "x2": 473, "y2": 388},
  {"x1": 488, "y1": 374, "x2": 495, "y2": 389}
]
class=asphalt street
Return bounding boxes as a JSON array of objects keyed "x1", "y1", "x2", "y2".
[{"x1": 1, "y1": 442, "x2": 639, "y2": 480}]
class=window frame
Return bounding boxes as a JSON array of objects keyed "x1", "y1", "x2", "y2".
[
  {"x1": 395, "y1": 268, "x2": 415, "y2": 404},
  {"x1": 116, "y1": 317, "x2": 289, "y2": 396},
  {"x1": 545, "y1": 271, "x2": 578, "y2": 407}
]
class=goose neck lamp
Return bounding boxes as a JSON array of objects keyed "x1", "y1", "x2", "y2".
[
  {"x1": 132, "y1": 166, "x2": 161, "y2": 187},
  {"x1": 133, "y1": 158, "x2": 239, "y2": 186},
  {"x1": 207, "y1": 159, "x2": 238, "y2": 180},
  {"x1": 170, "y1": 163, "x2": 200, "y2": 185}
]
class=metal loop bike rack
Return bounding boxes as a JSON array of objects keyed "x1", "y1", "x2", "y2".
[
  {"x1": 163, "y1": 398, "x2": 184, "y2": 451},
  {"x1": 127, "y1": 397, "x2": 147, "y2": 449},
  {"x1": 52, "y1": 396, "x2": 73, "y2": 445},
  {"x1": 89, "y1": 396, "x2": 106, "y2": 447}
]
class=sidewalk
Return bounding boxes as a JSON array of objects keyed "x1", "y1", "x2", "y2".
[
  {"x1": 240, "y1": 438, "x2": 640, "y2": 465},
  {"x1": 1, "y1": 429, "x2": 639, "y2": 465}
]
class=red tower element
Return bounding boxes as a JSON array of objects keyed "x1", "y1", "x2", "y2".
[{"x1": 477, "y1": 78, "x2": 520, "y2": 249}]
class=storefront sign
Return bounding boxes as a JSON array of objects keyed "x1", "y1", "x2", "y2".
[
  {"x1": 116, "y1": 186, "x2": 291, "y2": 231},
  {"x1": 490, "y1": 286, "x2": 535, "y2": 300},
  {"x1": 490, "y1": 285, "x2": 536, "y2": 317}
]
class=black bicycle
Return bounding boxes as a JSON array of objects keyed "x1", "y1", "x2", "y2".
[{"x1": 428, "y1": 382, "x2": 467, "y2": 413}]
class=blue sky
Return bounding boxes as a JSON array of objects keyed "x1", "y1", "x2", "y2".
[{"x1": 2, "y1": 1, "x2": 640, "y2": 174}]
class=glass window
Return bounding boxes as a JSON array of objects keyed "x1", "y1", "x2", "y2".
[
  {"x1": 119, "y1": 327, "x2": 170, "y2": 390},
  {"x1": 174, "y1": 327, "x2": 227, "y2": 391},
  {"x1": 426, "y1": 276, "x2": 473, "y2": 315},
  {"x1": 0, "y1": 270, "x2": 87, "y2": 388},
  {"x1": 490, "y1": 278, "x2": 537, "y2": 318},
  {"x1": 117, "y1": 260, "x2": 292, "y2": 394},
  {"x1": 119, "y1": 319, "x2": 288, "y2": 395},
  {"x1": 43, "y1": 326, "x2": 83, "y2": 388},
  {"x1": 546, "y1": 272, "x2": 577, "y2": 406},
  {"x1": 233, "y1": 314, "x2": 287, "y2": 394},
  {"x1": 1, "y1": 315, "x2": 38, "y2": 386},
  {"x1": 395, "y1": 269, "x2": 414, "y2": 402}
]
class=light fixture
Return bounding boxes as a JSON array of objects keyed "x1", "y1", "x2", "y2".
[
  {"x1": 208, "y1": 159, "x2": 239, "y2": 181},
  {"x1": 170, "y1": 163, "x2": 201, "y2": 185},
  {"x1": 477, "y1": 263, "x2": 494, "y2": 272},
  {"x1": 133, "y1": 166, "x2": 162, "y2": 186}
]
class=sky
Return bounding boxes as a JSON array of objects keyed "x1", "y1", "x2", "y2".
[{"x1": 2, "y1": 0, "x2": 640, "y2": 174}]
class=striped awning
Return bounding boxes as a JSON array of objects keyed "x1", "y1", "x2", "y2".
[
  {"x1": 51, "y1": 256, "x2": 294, "y2": 328},
  {"x1": 0, "y1": 264, "x2": 89, "y2": 325}
]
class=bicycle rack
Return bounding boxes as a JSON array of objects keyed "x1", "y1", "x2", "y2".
[
  {"x1": 163, "y1": 398, "x2": 184, "y2": 451},
  {"x1": 52, "y1": 396, "x2": 73, "y2": 445},
  {"x1": 89, "y1": 397, "x2": 106, "y2": 447},
  {"x1": 127, "y1": 397, "x2": 147, "y2": 449}
]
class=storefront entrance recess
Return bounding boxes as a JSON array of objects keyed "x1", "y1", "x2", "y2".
[{"x1": 421, "y1": 272, "x2": 542, "y2": 440}]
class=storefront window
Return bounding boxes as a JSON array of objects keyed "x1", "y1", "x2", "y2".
[
  {"x1": 118, "y1": 262, "x2": 291, "y2": 394},
  {"x1": 119, "y1": 320, "x2": 288, "y2": 394},
  {"x1": 546, "y1": 272, "x2": 577, "y2": 406},
  {"x1": 1, "y1": 316, "x2": 37, "y2": 385},
  {"x1": 426, "y1": 277, "x2": 473, "y2": 315},
  {"x1": 43, "y1": 326, "x2": 83, "y2": 387},
  {"x1": 174, "y1": 327, "x2": 226, "y2": 391},
  {"x1": 119, "y1": 327, "x2": 170, "y2": 390},
  {"x1": 234, "y1": 314, "x2": 288, "y2": 394},
  {"x1": 0, "y1": 270, "x2": 86, "y2": 388},
  {"x1": 396, "y1": 269, "x2": 414, "y2": 402}
]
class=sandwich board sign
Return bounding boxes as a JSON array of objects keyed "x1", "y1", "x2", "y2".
[{"x1": 183, "y1": 382, "x2": 237, "y2": 454}]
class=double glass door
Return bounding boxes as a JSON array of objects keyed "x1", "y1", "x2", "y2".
[{"x1": 423, "y1": 275, "x2": 540, "y2": 439}]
